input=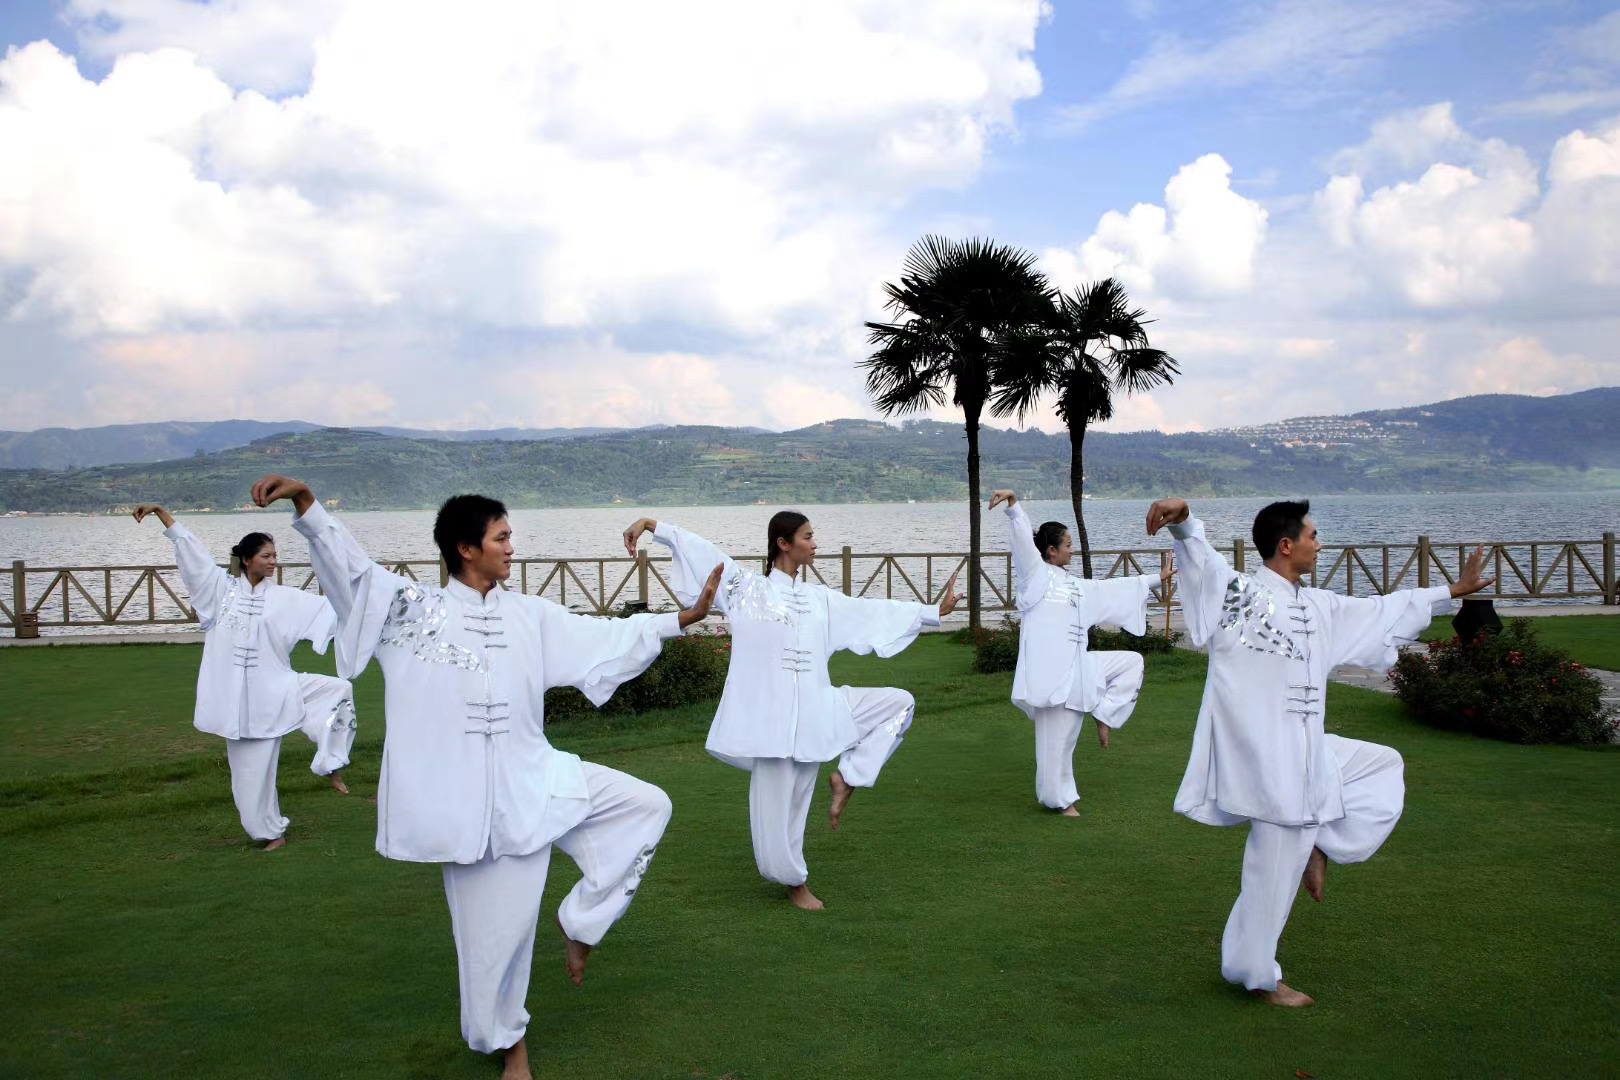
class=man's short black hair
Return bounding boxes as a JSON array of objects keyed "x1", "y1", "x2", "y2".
[
  {"x1": 1252, "y1": 500, "x2": 1311, "y2": 560},
  {"x1": 434, "y1": 494, "x2": 508, "y2": 574}
]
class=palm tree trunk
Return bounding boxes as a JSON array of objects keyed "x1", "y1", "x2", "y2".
[
  {"x1": 1069, "y1": 417, "x2": 1093, "y2": 578},
  {"x1": 965, "y1": 408, "x2": 983, "y2": 631}
]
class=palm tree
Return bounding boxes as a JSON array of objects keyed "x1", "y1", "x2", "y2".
[
  {"x1": 861, "y1": 235, "x2": 1056, "y2": 630},
  {"x1": 1047, "y1": 278, "x2": 1179, "y2": 578}
]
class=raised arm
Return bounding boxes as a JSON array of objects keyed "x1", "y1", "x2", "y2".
[
  {"x1": 136, "y1": 503, "x2": 229, "y2": 627},
  {"x1": 991, "y1": 490, "x2": 1046, "y2": 594},
  {"x1": 254, "y1": 474, "x2": 399, "y2": 677},
  {"x1": 1147, "y1": 498, "x2": 1234, "y2": 646},
  {"x1": 537, "y1": 565, "x2": 722, "y2": 705},
  {"x1": 1326, "y1": 546, "x2": 1492, "y2": 670},
  {"x1": 630, "y1": 517, "x2": 740, "y2": 614}
]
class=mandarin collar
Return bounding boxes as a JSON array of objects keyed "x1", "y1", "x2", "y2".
[
  {"x1": 1256, "y1": 564, "x2": 1302, "y2": 596},
  {"x1": 446, "y1": 576, "x2": 501, "y2": 608},
  {"x1": 768, "y1": 567, "x2": 799, "y2": 588}
]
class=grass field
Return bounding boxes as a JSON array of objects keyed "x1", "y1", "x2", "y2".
[{"x1": 2, "y1": 637, "x2": 1617, "y2": 1079}]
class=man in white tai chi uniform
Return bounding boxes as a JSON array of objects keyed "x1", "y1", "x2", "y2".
[
  {"x1": 252, "y1": 474, "x2": 721, "y2": 1080},
  {"x1": 1146, "y1": 496, "x2": 1491, "y2": 1006}
]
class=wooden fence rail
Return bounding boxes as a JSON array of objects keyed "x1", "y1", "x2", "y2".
[{"x1": 5, "y1": 533, "x2": 1617, "y2": 635}]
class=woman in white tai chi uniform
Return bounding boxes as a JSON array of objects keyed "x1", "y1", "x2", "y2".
[
  {"x1": 134, "y1": 503, "x2": 355, "y2": 851},
  {"x1": 254, "y1": 475, "x2": 720, "y2": 1080},
  {"x1": 623, "y1": 511, "x2": 961, "y2": 911},
  {"x1": 989, "y1": 489, "x2": 1170, "y2": 816},
  {"x1": 1146, "y1": 496, "x2": 1490, "y2": 1006}
]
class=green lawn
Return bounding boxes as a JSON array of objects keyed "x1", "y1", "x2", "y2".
[
  {"x1": 1, "y1": 638, "x2": 1616, "y2": 1079},
  {"x1": 1423, "y1": 613, "x2": 1620, "y2": 670}
]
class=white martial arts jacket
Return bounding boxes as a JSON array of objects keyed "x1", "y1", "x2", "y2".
[
  {"x1": 652, "y1": 522, "x2": 940, "y2": 769},
  {"x1": 167, "y1": 523, "x2": 336, "y2": 741},
  {"x1": 293, "y1": 502, "x2": 682, "y2": 864},
  {"x1": 1005, "y1": 503, "x2": 1157, "y2": 719},
  {"x1": 1168, "y1": 516, "x2": 1452, "y2": 828}
]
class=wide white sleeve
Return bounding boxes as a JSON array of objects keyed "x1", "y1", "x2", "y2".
[
  {"x1": 825, "y1": 588, "x2": 940, "y2": 658},
  {"x1": 1325, "y1": 585, "x2": 1455, "y2": 672},
  {"x1": 282, "y1": 590, "x2": 338, "y2": 656},
  {"x1": 649, "y1": 521, "x2": 739, "y2": 614},
  {"x1": 291, "y1": 501, "x2": 406, "y2": 677},
  {"x1": 1086, "y1": 574, "x2": 1155, "y2": 636},
  {"x1": 1166, "y1": 516, "x2": 1238, "y2": 647},
  {"x1": 163, "y1": 523, "x2": 230, "y2": 629},
  {"x1": 537, "y1": 599, "x2": 684, "y2": 706},
  {"x1": 1005, "y1": 503, "x2": 1046, "y2": 597}
]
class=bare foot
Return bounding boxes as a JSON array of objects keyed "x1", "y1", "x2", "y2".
[
  {"x1": 1301, "y1": 846, "x2": 1327, "y2": 902},
  {"x1": 1059, "y1": 804, "x2": 1080, "y2": 817},
  {"x1": 501, "y1": 1038, "x2": 532, "y2": 1080},
  {"x1": 787, "y1": 884, "x2": 825, "y2": 911},
  {"x1": 557, "y1": 916, "x2": 591, "y2": 986},
  {"x1": 329, "y1": 772, "x2": 349, "y2": 795},
  {"x1": 262, "y1": 837, "x2": 286, "y2": 852},
  {"x1": 1095, "y1": 721, "x2": 1112, "y2": 750},
  {"x1": 827, "y1": 771, "x2": 854, "y2": 832},
  {"x1": 1251, "y1": 982, "x2": 1315, "y2": 1007}
]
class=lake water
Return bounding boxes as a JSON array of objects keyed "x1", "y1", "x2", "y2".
[{"x1": 4, "y1": 491, "x2": 1618, "y2": 566}]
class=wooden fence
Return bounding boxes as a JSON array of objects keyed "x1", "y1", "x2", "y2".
[{"x1": 4, "y1": 533, "x2": 1617, "y2": 635}]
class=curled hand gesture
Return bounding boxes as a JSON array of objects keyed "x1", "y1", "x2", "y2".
[
  {"x1": 678, "y1": 563, "x2": 726, "y2": 628},
  {"x1": 622, "y1": 518, "x2": 657, "y2": 558},
  {"x1": 1145, "y1": 498, "x2": 1189, "y2": 536},
  {"x1": 987, "y1": 489, "x2": 1017, "y2": 512},
  {"x1": 937, "y1": 567, "x2": 964, "y2": 616}
]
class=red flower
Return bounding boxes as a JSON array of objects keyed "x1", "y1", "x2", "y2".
[{"x1": 1462, "y1": 707, "x2": 1475, "y2": 717}]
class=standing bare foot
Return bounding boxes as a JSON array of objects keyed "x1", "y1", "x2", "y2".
[
  {"x1": 827, "y1": 771, "x2": 854, "y2": 831},
  {"x1": 1301, "y1": 847, "x2": 1327, "y2": 902},
  {"x1": 502, "y1": 1038, "x2": 533, "y2": 1080},
  {"x1": 1095, "y1": 721, "x2": 1112, "y2": 749},
  {"x1": 787, "y1": 884, "x2": 825, "y2": 910},
  {"x1": 1059, "y1": 804, "x2": 1080, "y2": 817},
  {"x1": 556, "y1": 916, "x2": 591, "y2": 986},
  {"x1": 262, "y1": 837, "x2": 286, "y2": 852},
  {"x1": 1251, "y1": 982, "x2": 1315, "y2": 1007},
  {"x1": 329, "y1": 772, "x2": 349, "y2": 795}
]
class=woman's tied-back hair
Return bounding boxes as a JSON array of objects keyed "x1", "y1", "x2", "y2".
[
  {"x1": 1034, "y1": 521, "x2": 1069, "y2": 563},
  {"x1": 764, "y1": 510, "x2": 810, "y2": 573},
  {"x1": 1252, "y1": 500, "x2": 1311, "y2": 560},
  {"x1": 229, "y1": 532, "x2": 274, "y2": 577},
  {"x1": 435, "y1": 494, "x2": 509, "y2": 575}
]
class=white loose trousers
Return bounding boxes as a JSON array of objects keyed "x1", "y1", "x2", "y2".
[
  {"x1": 748, "y1": 685, "x2": 914, "y2": 885},
  {"x1": 295, "y1": 672, "x2": 357, "y2": 777},
  {"x1": 442, "y1": 763, "x2": 672, "y2": 1055},
  {"x1": 225, "y1": 737, "x2": 289, "y2": 841},
  {"x1": 1030, "y1": 651, "x2": 1145, "y2": 810},
  {"x1": 1220, "y1": 735, "x2": 1405, "y2": 990},
  {"x1": 221, "y1": 674, "x2": 358, "y2": 841}
]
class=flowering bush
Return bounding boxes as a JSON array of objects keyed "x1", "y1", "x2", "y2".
[
  {"x1": 1389, "y1": 619, "x2": 1616, "y2": 745},
  {"x1": 546, "y1": 623, "x2": 731, "y2": 719}
]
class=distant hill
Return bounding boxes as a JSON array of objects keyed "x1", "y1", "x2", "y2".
[
  {"x1": 0, "y1": 389, "x2": 1615, "y2": 512},
  {"x1": 0, "y1": 419, "x2": 633, "y2": 469}
]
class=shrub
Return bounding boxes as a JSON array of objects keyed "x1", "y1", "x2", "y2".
[
  {"x1": 971, "y1": 616, "x2": 1021, "y2": 674},
  {"x1": 545, "y1": 622, "x2": 731, "y2": 720},
  {"x1": 1389, "y1": 619, "x2": 1616, "y2": 745},
  {"x1": 970, "y1": 616, "x2": 1182, "y2": 674},
  {"x1": 1089, "y1": 626, "x2": 1183, "y2": 653}
]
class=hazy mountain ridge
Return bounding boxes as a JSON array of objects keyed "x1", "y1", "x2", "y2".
[{"x1": 1, "y1": 389, "x2": 1615, "y2": 512}]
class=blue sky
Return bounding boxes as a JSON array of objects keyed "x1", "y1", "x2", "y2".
[{"x1": 1, "y1": 1, "x2": 1616, "y2": 434}]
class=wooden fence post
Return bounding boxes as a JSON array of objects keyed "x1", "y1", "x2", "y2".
[
  {"x1": 637, "y1": 550, "x2": 649, "y2": 607},
  {"x1": 1604, "y1": 532, "x2": 1616, "y2": 606},
  {"x1": 1417, "y1": 536, "x2": 1431, "y2": 588},
  {"x1": 438, "y1": 557, "x2": 449, "y2": 588},
  {"x1": 1232, "y1": 538, "x2": 1245, "y2": 572},
  {"x1": 11, "y1": 560, "x2": 24, "y2": 637},
  {"x1": 842, "y1": 546, "x2": 852, "y2": 596}
]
